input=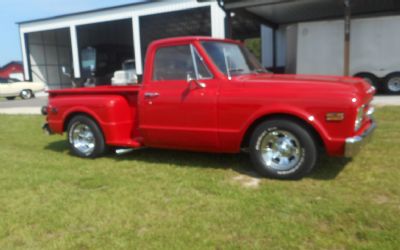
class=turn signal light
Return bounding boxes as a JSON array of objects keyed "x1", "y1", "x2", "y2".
[{"x1": 326, "y1": 112, "x2": 345, "y2": 121}]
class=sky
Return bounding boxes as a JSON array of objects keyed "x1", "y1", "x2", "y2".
[{"x1": 0, "y1": 0, "x2": 142, "y2": 66}]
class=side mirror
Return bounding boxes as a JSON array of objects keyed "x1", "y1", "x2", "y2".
[
  {"x1": 186, "y1": 73, "x2": 206, "y2": 89},
  {"x1": 186, "y1": 73, "x2": 195, "y2": 82},
  {"x1": 61, "y1": 66, "x2": 71, "y2": 78}
]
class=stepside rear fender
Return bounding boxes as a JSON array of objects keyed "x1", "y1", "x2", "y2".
[{"x1": 47, "y1": 94, "x2": 139, "y2": 146}]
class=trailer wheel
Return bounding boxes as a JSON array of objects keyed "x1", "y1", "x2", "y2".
[
  {"x1": 354, "y1": 73, "x2": 379, "y2": 90},
  {"x1": 249, "y1": 119, "x2": 318, "y2": 180},
  {"x1": 384, "y1": 73, "x2": 400, "y2": 94},
  {"x1": 67, "y1": 115, "x2": 107, "y2": 158}
]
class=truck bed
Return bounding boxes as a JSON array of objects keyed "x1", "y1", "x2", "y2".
[
  {"x1": 46, "y1": 85, "x2": 143, "y2": 148},
  {"x1": 48, "y1": 85, "x2": 141, "y2": 96}
]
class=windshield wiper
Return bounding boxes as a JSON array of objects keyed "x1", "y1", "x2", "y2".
[
  {"x1": 229, "y1": 68, "x2": 245, "y2": 73},
  {"x1": 253, "y1": 68, "x2": 268, "y2": 74}
]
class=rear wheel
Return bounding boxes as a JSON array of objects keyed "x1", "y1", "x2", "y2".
[
  {"x1": 249, "y1": 119, "x2": 318, "y2": 180},
  {"x1": 67, "y1": 115, "x2": 107, "y2": 158},
  {"x1": 5, "y1": 97, "x2": 16, "y2": 100},
  {"x1": 20, "y1": 89, "x2": 33, "y2": 99},
  {"x1": 384, "y1": 73, "x2": 400, "y2": 94}
]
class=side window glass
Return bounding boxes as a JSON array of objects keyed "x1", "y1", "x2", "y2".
[
  {"x1": 193, "y1": 47, "x2": 213, "y2": 80},
  {"x1": 153, "y1": 45, "x2": 194, "y2": 81}
]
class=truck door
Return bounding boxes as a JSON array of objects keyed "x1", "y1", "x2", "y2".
[{"x1": 139, "y1": 43, "x2": 219, "y2": 151}]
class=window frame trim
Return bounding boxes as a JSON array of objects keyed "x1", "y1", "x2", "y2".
[
  {"x1": 151, "y1": 43, "x2": 214, "y2": 82},
  {"x1": 191, "y1": 44, "x2": 214, "y2": 81},
  {"x1": 152, "y1": 44, "x2": 193, "y2": 82}
]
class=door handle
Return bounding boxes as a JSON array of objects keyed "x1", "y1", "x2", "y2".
[{"x1": 144, "y1": 92, "x2": 160, "y2": 98}]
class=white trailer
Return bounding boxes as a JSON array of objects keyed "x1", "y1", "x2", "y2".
[{"x1": 284, "y1": 15, "x2": 400, "y2": 94}]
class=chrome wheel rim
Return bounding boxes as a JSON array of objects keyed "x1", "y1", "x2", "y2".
[
  {"x1": 259, "y1": 130, "x2": 302, "y2": 171},
  {"x1": 21, "y1": 90, "x2": 32, "y2": 99},
  {"x1": 388, "y1": 77, "x2": 400, "y2": 92},
  {"x1": 69, "y1": 122, "x2": 95, "y2": 156}
]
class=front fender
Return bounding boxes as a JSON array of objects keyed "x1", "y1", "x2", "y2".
[{"x1": 239, "y1": 104, "x2": 332, "y2": 150}]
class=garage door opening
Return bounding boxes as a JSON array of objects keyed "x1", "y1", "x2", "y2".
[
  {"x1": 229, "y1": 10, "x2": 284, "y2": 73},
  {"x1": 27, "y1": 28, "x2": 72, "y2": 89},
  {"x1": 232, "y1": 13, "x2": 263, "y2": 68},
  {"x1": 77, "y1": 18, "x2": 134, "y2": 86}
]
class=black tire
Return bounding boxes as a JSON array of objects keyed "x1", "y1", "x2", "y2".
[
  {"x1": 5, "y1": 97, "x2": 16, "y2": 100},
  {"x1": 354, "y1": 73, "x2": 379, "y2": 90},
  {"x1": 383, "y1": 72, "x2": 400, "y2": 95},
  {"x1": 67, "y1": 115, "x2": 107, "y2": 158},
  {"x1": 20, "y1": 89, "x2": 33, "y2": 99},
  {"x1": 249, "y1": 119, "x2": 318, "y2": 180}
]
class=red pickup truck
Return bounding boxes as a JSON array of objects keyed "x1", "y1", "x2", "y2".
[{"x1": 42, "y1": 36, "x2": 376, "y2": 179}]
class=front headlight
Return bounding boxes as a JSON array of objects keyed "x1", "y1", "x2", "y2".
[{"x1": 354, "y1": 106, "x2": 364, "y2": 131}]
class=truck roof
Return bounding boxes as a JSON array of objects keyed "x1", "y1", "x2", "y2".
[{"x1": 149, "y1": 36, "x2": 241, "y2": 48}]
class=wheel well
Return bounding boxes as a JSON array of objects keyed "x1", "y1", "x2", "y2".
[
  {"x1": 354, "y1": 72, "x2": 376, "y2": 78},
  {"x1": 241, "y1": 114, "x2": 324, "y2": 150},
  {"x1": 63, "y1": 112, "x2": 98, "y2": 132},
  {"x1": 384, "y1": 71, "x2": 400, "y2": 78}
]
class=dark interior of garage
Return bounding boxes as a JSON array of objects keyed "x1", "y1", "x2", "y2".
[
  {"x1": 139, "y1": 6, "x2": 211, "y2": 63},
  {"x1": 76, "y1": 19, "x2": 134, "y2": 85},
  {"x1": 27, "y1": 28, "x2": 72, "y2": 89}
]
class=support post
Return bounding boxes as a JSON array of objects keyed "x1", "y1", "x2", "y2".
[
  {"x1": 19, "y1": 32, "x2": 31, "y2": 81},
  {"x1": 217, "y1": 0, "x2": 232, "y2": 39},
  {"x1": 211, "y1": 2, "x2": 226, "y2": 38},
  {"x1": 132, "y1": 15, "x2": 143, "y2": 76},
  {"x1": 343, "y1": 0, "x2": 351, "y2": 76},
  {"x1": 70, "y1": 25, "x2": 81, "y2": 78}
]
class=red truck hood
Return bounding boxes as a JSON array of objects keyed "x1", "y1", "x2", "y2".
[{"x1": 235, "y1": 73, "x2": 375, "y2": 96}]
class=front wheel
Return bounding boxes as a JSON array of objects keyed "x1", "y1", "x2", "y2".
[
  {"x1": 249, "y1": 119, "x2": 318, "y2": 180},
  {"x1": 67, "y1": 115, "x2": 107, "y2": 158},
  {"x1": 20, "y1": 89, "x2": 33, "y2": 99}
]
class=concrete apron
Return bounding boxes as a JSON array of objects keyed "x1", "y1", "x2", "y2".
[
  {"x1": 372, "y1": 96, "x2": 400, "y2": 106},
  {"x1": 0, "y1": 107, "x2": 42, "y2": 115}
]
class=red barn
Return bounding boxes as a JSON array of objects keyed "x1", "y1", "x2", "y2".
[{"x1": 0, "y1": 61, "x2": 23, "y2": 80}]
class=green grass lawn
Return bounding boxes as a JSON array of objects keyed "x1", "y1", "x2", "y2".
[{"x1": 0, "y1": 107, "x2": 399, "y2": 250}]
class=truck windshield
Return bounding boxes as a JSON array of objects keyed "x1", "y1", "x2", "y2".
[{"x1": 201, "y1": 41, "x2": 267, "y2": 76}]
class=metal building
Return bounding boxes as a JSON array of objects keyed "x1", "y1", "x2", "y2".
[
  {"x1": 18, "y1": 0, "x2": 400, "y2": 90},
  {"x1": 18, "y1": 0, "x2": 226, "y2": 89}
]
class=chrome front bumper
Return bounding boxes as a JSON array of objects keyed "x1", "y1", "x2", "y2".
[{"x1": 344, "y1": 121, "x2": 376, "y2": 157}]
